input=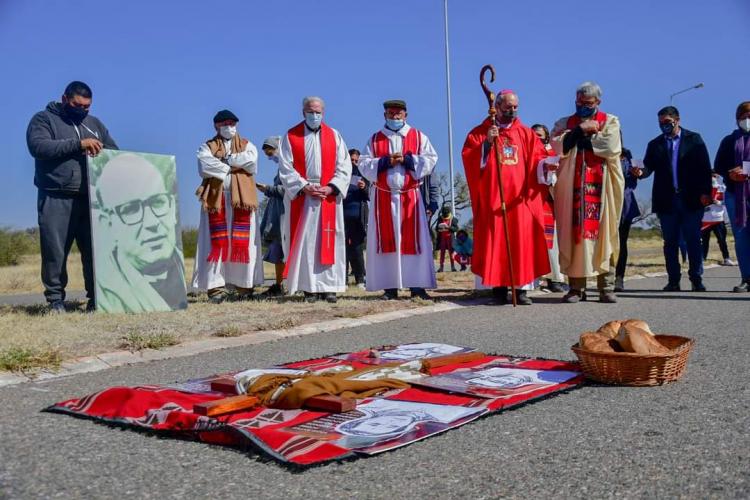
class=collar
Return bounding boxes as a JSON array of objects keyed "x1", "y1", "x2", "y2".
[
  {"x1": 666, "y1": 129, "x2": 682, "y2": 141},
  {"x1": 382, "y1": 122, "x2": 412, "y2": 137}
]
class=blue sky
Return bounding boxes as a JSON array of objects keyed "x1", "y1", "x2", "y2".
[{"x1": 1, "y1": 0, "x2": 748, "y2": 228}]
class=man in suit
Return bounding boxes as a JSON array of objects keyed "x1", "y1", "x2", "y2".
[{"x1": 631, "y1": 106, "x2": 712, "y2": 291}]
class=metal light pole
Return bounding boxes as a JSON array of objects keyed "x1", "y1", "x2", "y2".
[
  {"x1": 669, "y1": 82, "x2": 704, "y2": 103},
  {"x1": 443, "y1": 0, "x2": 456, "y2": 215}
]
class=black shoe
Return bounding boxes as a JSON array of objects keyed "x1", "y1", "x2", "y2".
[
  {"x1": 85, "y1": 299, "x2": 96, "y2": 313},
  {"x1": 732, "y1": 280, "x2": 750, "y2": 293},
  {"x1": 691, "y1": 281, "x2": 707, "y2": 292},
  {"x1": 663, "y1": 282, "x2": 681, "y2": 292},
  {"x1": 264, "y1": 283, "x2": 286, "y2": 297},
  {"x1": 323, "y1": 292, "x2": 338, "y2": 303},
  {"x1": 460, "y1": 264, "x2": 467, "y2": 271},
  {"x1": 613, "y1": 277, "x2": 625, "y2": 293},
  {"x1": 515, "y1": 290, "x2": 532, "y2": 305},
  {"x1": 562, "y1": 290, "x2": 587, "y2": 303},
  {"x1": 381, "y1": 289, "x2": 399, "y2": 301},
  {"x1": 304, "y1": 292, "x2": 319, "y2": 303},
  {"x1": 410, "y1": 288, "x2": 431, "y2": 300},
  {"x1": 547, "y1": 281, "x2": 566, "y2": 293},
  {"x1": 599, "y1": 291, "x2": 618, "y2": 303},
  {"x1": 48, "y1": 300, "x2": 66, "y2": 314},
  {"x1": 491, "y1": 287, "x2": 508, "y2": 305}
]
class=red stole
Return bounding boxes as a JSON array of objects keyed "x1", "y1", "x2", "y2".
[
  {"x1": 285, "y1": 122, "x2": 337, "y2": 277},
  {"x1": 566, "y1": 111, "x2": 608, "y2": 241},
  {"x1": 372, "y1": 128, "x2": 421, "y2": 254}
]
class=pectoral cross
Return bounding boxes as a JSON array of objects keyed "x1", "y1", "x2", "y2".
[{"x1": 323, "y1": 222, "x2": 335, "y2": 249}]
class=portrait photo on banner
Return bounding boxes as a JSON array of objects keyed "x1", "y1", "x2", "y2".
[{"x1": 88, "y1": 150, "x2": 188, "y2": 313}]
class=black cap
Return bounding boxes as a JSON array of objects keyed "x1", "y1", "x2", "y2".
[
  {"x1": 383, "y1": 99, "x2": 407, "y2": 111},
  {"x1": 213, "y1": 109, "x2": 239, "y2": 123}
]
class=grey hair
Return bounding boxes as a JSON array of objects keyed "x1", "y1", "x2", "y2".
[
  {"x1": 302, "y1": 96, "x2": 325, "y2": 109},
  {"x1": 576, "y1": 81, "x2": 602, "y2": 98},
  {"x1": 494, "y1": 91, "x2": 518, "y2": 105}
]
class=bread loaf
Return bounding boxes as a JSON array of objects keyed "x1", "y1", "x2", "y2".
[
  {"x1": 621, "y1": 319, "x2": 654, "y2": 335},
  {"x1": 597, "y1": 320, "x2": 623, "y2": 339},
  {"x1": 617, "y1": 325, "x2": 671, "y2": 355},
  {"x1": 580, "y1": 332, "x2": 617, "y2": 353}
]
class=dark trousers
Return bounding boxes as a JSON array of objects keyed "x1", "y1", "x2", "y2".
[
  {"x1": 344, "y1": 216, "x2": 366, "y2": 283},
  {"x1": 658, "y1": 195, "x2": 704, "y2": 284},
  {"x1": 615, "y1": 218, "x2": 632, "y2": 278},
  {"x1": 37, "y1": 190, "x2": 94, "y2": 302},
  {"x1": 701, "y1": 222, "x2": 730, "y2": 259}
]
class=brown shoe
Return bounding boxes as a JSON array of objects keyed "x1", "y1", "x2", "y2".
[
  {"x1": 599, "y1": 291, "x2": 618, "y2": 303},
  {"x1": 561, "y1": 290, "x2": 587, "y2": 303}
]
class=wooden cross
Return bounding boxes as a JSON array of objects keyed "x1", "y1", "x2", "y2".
[{"x1": 323, "y1": 222, "x2": 335, "y2": 249}]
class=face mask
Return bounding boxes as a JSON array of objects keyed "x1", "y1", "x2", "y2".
[
  {"x1": 305, "y1": 112, "x2": 323, "y2": 130},
  {"x1": 575, "y1": 104, "x2": 596, "y2": 118},
  {"x1": 219, "y1": 125, "x2": 236, "y2": 139},
  {"x1": 501, "y1": 109, "x2": 517, "y2": 120},
  {"x1": 739, "y1": 118, "x2": 750, "y2": 133},
  {"x1": 385, "y1": 118, "x2": 404, "y2": 131},
  {"x1": 267, "y1": 155, "x2": 279, "y2": 163},
  {"x1": 660, "y1": 122, "x2": 675, "y2": 136},
  {"x1": 64, "y1": 103, "x2": 88, "y2": 123}
]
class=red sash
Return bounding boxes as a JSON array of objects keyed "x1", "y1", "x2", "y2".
[
  {"x1": 372, "y1": 128, "x2": 421, "y2": 254},
  {"x1": 566, "y1": 111, "x2": 608, "y2": 241},
  {"x1": 285, "y1": 122, "x2": 337, "y2": 277}
]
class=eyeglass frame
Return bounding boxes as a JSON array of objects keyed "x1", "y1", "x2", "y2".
[{"x1": 106, "y1": 192, "x2": 174, "y2": 226}]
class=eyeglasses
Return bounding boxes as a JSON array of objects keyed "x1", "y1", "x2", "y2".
[{"x1": 112, "y1": 193, "x2": 172, "y2": 225}]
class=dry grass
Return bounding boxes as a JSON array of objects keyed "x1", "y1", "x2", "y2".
[{"x1": 0, "y1": 235, "x2": 739, "y2": 373}]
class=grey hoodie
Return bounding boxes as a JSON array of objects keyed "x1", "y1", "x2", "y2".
[{"x1": 26, "y1": 101, "x2": 118, "y2": 193}]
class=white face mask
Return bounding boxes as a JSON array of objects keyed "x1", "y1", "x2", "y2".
[
  {"x1": 739, "y1": 118, "x2": 750, "y2": 133},
  {"x1": 219, "y1": 125, "x2": 236, "y2": 139},
  {"x1": 304, "y1": 112, "x2": 323, "y2": 130}
]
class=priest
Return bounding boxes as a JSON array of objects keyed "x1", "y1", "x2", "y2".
[
  {"x1": 192, "y1": 109, "x2": 264, "y2": 303},
  {"x1": 278, "y1": 96, "x2": 352, "y2": 303},
  {"x1": 358, "y1": 99, "x2": 438, "y2": 300},
  {"x1": 549, "y1": 82, "x2": 624, "y2": 304},
  {"x1": 462, "y1": 90, "x2": 553, "y2": 305}
]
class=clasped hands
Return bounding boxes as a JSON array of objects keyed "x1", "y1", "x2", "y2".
[
  {"x1": 302, "y1": 183, "x2": 334, "y2": 199},
  {"x1": 728, "y1": 166, "x2": 749, "y2": 183}
]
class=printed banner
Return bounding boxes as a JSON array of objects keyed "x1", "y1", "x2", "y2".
[{"x1": 87, "y1": 150, "x2": 187, "y2": 313}]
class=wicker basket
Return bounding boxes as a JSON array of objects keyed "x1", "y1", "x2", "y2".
[{"x1": 571, "y1": 335, "x2": 695, "y2": 386}]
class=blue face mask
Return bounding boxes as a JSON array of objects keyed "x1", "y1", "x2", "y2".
[
  {"x1": 575, "y1": 104, "x2": 596, "y2": 118},
  {"x1": 385, "y1": 118, "x2": 404, "y2": 131},
  {"x1": 304, "y1": 112, "x2": 323, "y2": 130},
  {"x1": 660, "y1": 121, "x2": 675, "y2": 136}
]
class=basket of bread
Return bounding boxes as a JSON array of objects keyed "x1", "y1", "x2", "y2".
[{"x1": 571, "y1": 319, "x2": 694, "y2": 386}]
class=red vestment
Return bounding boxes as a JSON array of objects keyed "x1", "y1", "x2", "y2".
[{"x1": 462, "y1": 118, "x2": 551, "y2": 287}]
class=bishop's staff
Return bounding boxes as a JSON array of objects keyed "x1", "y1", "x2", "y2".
[{"x1": 480, "y1": 64, "x2": 516, "y2": 307}]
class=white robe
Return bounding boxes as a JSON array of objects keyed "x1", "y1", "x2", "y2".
[
  {"x1": 359, "y1": 124, "x2": 438, "y2": 291},
  {"x1": 278, "y1": 124, "x2": 352, "y2": 294},
  {"x1": 191, "y1": 138, "x2": 264, "y2": 291}
]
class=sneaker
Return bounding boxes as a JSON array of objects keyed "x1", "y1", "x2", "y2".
[
  {"x1": 304, "y1": 292, "x2": 319, "y2": 303},
  {"x1": 562, "y1": 290, "x2": 587, "y2": 303},
  {"x1": 48, "y1": 300, "x2": 66, "y2": 314},
  {"x1": 381, "y1": 289, "x2": 399, "y2": 301},
  {"x1": 490, "y1": 287, "x2": 508, "y2": 305},
  {"x1": 721, "y1": 258, "x2": 736, "y2": 266},
  {"x1": 323, "y1": 292, "x2": 338, "y2": 303},
  {"x1": 515, "y1": 290, "x2": 532, "y2": 305},
  {"x1": 732, "y1": 280, "x2": 749, "y2": 293},
  {"x1": 599, "y1": 291, "x2": 618, "y2": 303},
  {"x1": 691, "y1": 281, "x2": 707, "y2": 292},
  {"x1": 410, "y1": 288, "x2": 431, "y2": 300},
  {"x1": 547, "y1": 281, "x2": 566, "y2": 293},
  {"x1": 662, "y1": 282, "x2": 681, "y2": 292}
]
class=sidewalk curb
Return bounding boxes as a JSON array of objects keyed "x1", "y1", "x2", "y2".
[{"x1": 0, "y1": 301, "x2": 464, "y2": 388}]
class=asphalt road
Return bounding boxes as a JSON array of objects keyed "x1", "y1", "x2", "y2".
[{"x1": 1, "y1": 266, "x2": 748, "y2": 499}]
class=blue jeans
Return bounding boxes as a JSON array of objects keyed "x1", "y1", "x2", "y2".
[
  {"x1": 725, "y1": 191, "x2": 750, "y2": 280},
  {"x1": 658, "y1": 195, "x2": 704, "y2": 284}
]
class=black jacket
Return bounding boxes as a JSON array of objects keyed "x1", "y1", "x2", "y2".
[
  {"x1": 641, "y1": 128, "x2": 711, "y2": 213},
  {"x1": 714, "y1": 128, "x2": 750, "y2": 192},
  {"x1": 26, "y1": 101, "x2": 118, "y2": 194}
]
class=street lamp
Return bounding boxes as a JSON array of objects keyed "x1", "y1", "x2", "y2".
[{"x1": 669, "y1": 83, "x2": 704, "y2": 103}]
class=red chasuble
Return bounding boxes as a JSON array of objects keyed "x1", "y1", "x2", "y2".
[
  {"x1": 461, "y1": 118, "x2": 551, "y2": 287},
  {"x1": 371, "y1": 128, "x2": 421, "y2": 254},
  {"x1": 285, "y1": 122, "x2": 337, "y2": 276}
]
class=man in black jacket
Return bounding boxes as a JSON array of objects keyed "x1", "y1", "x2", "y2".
[
  {"x1": 631, "y1": 106, "x2": 711, "y2": 291},
  {"x1": 26, "y1": 81, "x2": 118, "y2": 312},
  {"x1": 343, "y1": 148, "x2": 369, "y2": 287}
]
